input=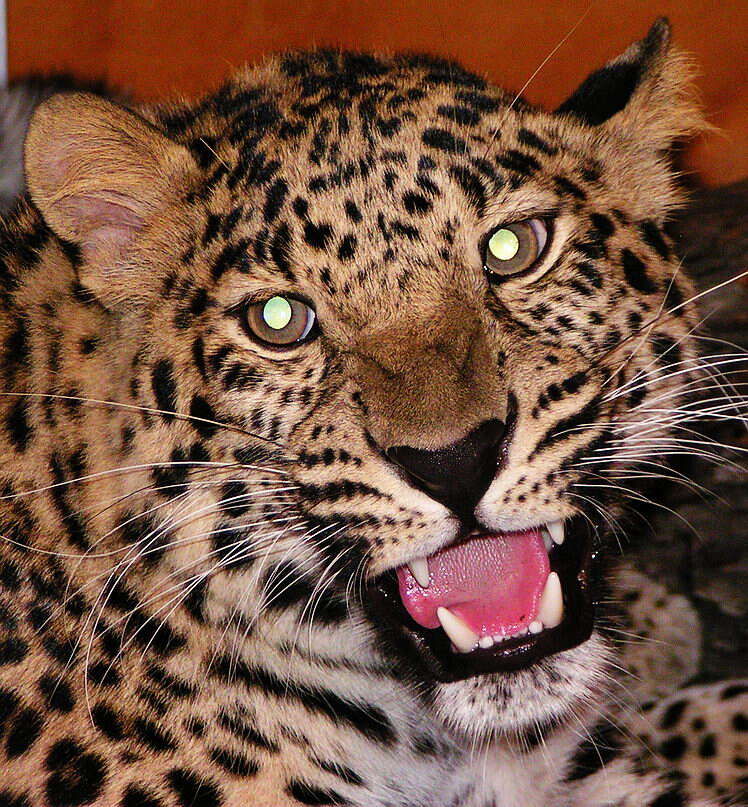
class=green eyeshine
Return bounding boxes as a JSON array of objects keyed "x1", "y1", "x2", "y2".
[
  {"x1": 488, "y1": 228, "x2": 520, "y2": 262},
  {"x1": 262, "y1": 296, "x2": 293, "y2": 330}
]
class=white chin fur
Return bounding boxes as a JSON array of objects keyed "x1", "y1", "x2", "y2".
[{"x1": 430, "y1": 633, "x2": 613, "y2": 741}]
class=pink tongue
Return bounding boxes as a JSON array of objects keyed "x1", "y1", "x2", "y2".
[{"x1": 396, "y1": 530, "x2": 550, "y2": 638}]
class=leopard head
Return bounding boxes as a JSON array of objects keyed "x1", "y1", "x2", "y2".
[{"x1": 24, "y1": 18, "x2": 704, "y2": 740}]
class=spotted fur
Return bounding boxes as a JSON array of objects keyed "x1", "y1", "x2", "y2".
[{"x1": 0, "y1": 19, "x2": 744, "y2": 807}]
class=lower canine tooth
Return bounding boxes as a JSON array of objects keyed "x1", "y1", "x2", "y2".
[
  {"x1": 546, "y1": 520, "x2": 565, "y2": 545},
  {"x1": 537, "y1": 571, "x2": 564, "y2": 629},
  {"x1": 436, "y1": 607, "x2": 478, "y2": 653},
  {"x1": 407, "y1": 557, "x2": 430, "y2": 587}
]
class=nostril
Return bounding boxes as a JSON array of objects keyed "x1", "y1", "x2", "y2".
[{"x1": 386, "y1": 418, "x2": 506, "y2": 515}]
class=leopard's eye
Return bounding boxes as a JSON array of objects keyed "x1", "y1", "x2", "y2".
[
  {"x1": 483, "y1": 219, "x2": 549, "y2": 279},
  {"x1": 245, "y1": 295, "x2": 317, "y2": 346}
]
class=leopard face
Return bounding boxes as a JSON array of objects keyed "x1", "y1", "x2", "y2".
[{"x1": 20, "y1": 20, "x2": 703, "y2": 743}]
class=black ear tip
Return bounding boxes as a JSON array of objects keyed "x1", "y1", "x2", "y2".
[{"x1": 644, "y1": 17, "x2": 672, "y2": 54}]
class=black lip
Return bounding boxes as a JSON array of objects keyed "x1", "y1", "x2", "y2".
[{"x1": 366, "y1": 516, "x2": 598, "y2": 683}]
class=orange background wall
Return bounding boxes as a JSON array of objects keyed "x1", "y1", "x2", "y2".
[{"x1": 8, "y1": 0, "x2": 748, "y2": 186}]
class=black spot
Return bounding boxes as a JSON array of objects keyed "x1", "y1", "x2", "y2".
[
  {"x1": 121, "y1": 784, "x2": 164, "y2": 807},
  {"x1": 344, "y1": 200, "x2": 362, "y2": 222},
  {"x1": 38, "y1": 675, "x2": 75, "y2": 713},
  {"x1": 217, "y1": 710, "x2": 279, "y2": 753},
  {"x1": 721, "y1": 684, "x2": 748, "y2": 700},
  {"x1": 45, "y1": 738, "x2": 107, "y2": 807},
  {"x1": 437, "y1": 104, "x2": 480, "y2": 126},
  {"x1": 402, "y1": 192, "x2": 432, "y2": 215},
  {"x1": 496, "y1": 150, "x2": 540, "y2": 177},
  {"x1": 699, "y1": 733, "x2": 716, "y2": 758},
  {"x1": 263, "y1": 179, "x2": 288, "y2": 223},
  {"x1": 640, "y1": 219, "x2": 670, "y2": 259},
  {"x1": 87, "y1": 661, "x2": 119, "y2": 687},
  {"x1": 0, "y1": 637, "x2": 28, "y2": 666},
  {"x1": 449, "y1": 166, "x2": 486, "y2": 216},
  {"x1": 622, "y1": 248, "x2": 656, "y2": 294},
  {"x1": 421, "y1": 128, "x2": 466, "y2": 154},
  {"x1": 270, "y1": 223, "x2": 294, "y2": 280},
  {"x1": 220, "y1": 480, "x2": 251, "y2": 515},
  {"x1": 304, "y1": 221, "x2": 334, "y2": 250},
  {"x1": 553, "y1": 176, "x2": 587, "y2": 200},
  {"x1": 314, "y1": 759, "x2": 364, "y2": 787},
  {"x1": 0, "y1": 790, "x2": 31, "y2": 807},
  {"x1": 79, "y1": 337, "x2": 98, "y2": 355},
  {"x1": 190, "y1": 135, "x2": 219, "y2": 168},
  {"x1": 590, "y1": 213, "x2": 615, "y2": 238},
  {"x1": 733, "y1": 713, "x2": 748, "y2": 732},
  {"x1": 337, "y1": 234, "x2": 357, "y2": 261},
  {"x1": 151, "y1": 360, "x2": 178, "y2": 421},
  {"x1": 6, "y1": 399, "x2": 32, "y2": 452},
  {"x1": 390, "y1": 220, "x2": 419, "y2": 241},
  {"x1": 530, "y1": 398, "x2": 599, "y2": 459},
  {"x1": 189, "y1": 395, "x2": 218, "y2": 438},
  {"x1": 91, "y1": 703, "x2": 124, "y2": 741},
  {"x1": 0, "y1": 560, "x2": 20, "y2": 590},
  {"x1": 659, "y1": 735, "x2": 687, "y2": 761},
  {"x1": 649, "y1": 784, "x2": 687, "y2": 807},
  {"x1": 286, "y1": 781, "x2": 343, "y2": 806},
  {"x1": 212, "y1": 238, "x2": 251, "y2": 280},
  {"x1": 208, "y1": 746, "x2": 259, "y2": 777},
  {"x1": 3, "y1": 317, "x2": 29, "y2": 383},
  {"x1": 651, "y1": 333, "x2": 679, "y2": 368},
  {"x1": 5, "y1": 706, "x2": 42, "y2": 757},
  {"x1": 660, "y1": 699, "x2": 687, "y2": 729},
  {"x1": 455, "y1": 90, "x2": 499, "y2": 112},
  {"x1": 167, "y1": 768, "x2": 222, "y2": 807},
  {"x1": 517, "y1": 128, "x2": 558, "y2": 155},
  {"x1": 133, "y1": 717, "x2": 176, "y2": 752}
]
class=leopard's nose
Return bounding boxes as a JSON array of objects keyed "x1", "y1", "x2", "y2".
[{"x1": 386, "y1": 419, "x2": 506, "y2": 518}]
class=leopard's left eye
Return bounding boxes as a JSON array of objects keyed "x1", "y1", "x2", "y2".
[
  {"x1": 483, "y1": 218, "x2": 549, "y2": 279},
  {"x1": 244, "y1": 295, "x2": 317, "y2": 347}
]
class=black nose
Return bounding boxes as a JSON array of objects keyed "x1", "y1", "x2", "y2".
[{"x1": 386, "y1": 419, "x2": 506, "y2": 518}]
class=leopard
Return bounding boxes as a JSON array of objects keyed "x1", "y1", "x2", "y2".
[{"x1": 0, "y1": 16, "x2": 745, "y2": 807}]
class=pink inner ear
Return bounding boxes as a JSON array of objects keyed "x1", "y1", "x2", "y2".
[{"x1": 64, "y1": 193, "x2": 146, "y2": 262}]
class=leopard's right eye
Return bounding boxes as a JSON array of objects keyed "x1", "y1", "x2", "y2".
[
  {"x1": 483, "y1": 218, "x2": 549, "y2": 280},
  {"x1": 244, "y1": 295, "x2": 318, "y2": 347}
]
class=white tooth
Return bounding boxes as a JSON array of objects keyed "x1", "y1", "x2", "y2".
[
  {"x1": 436, "y1": 607, "x2": 479, "y2": 653},
  {"x1": 537, "y1": 571, "x2": 564, "y2": 629},
  {"x1": 407, "y1": 557, "x2": 430, "y2": 587},
  {"x1": 541, "y1": 528, "x2": 553, "y2": 553},
  {"x1": 529, "y1": 620, "x2": 543, "y2": 634},
  {"x1": 546, "y1": 520, "x2": 565, "y2": 546},
  {"x1": 478, "y1": 635, "x2": 494, "y2": 649}
]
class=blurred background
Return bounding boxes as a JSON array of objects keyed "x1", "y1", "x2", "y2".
[{"x1": 7, "y1": 0, "x2": 747, "y2": 186}]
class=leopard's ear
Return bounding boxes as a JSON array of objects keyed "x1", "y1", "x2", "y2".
[
  {"x1": 556, "y1": 18, "x2": 705, "y2": 148},
  {"x1": 24, "y1": 92, "x2": 196, "y2": 298}
]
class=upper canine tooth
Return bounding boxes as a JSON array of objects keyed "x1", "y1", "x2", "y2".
[
  {"x1": 407, "y1": 557, "x2": 430, "y2": 587},
  {"x1": 537, "y1": 571, "x2": 564, "y2": 629},
  {"x1": 546, "y1": 520, "x2": 565, "y2": 545},
  {"x1": 436, "y1": 607, "x2": 478, "y2": 653}
]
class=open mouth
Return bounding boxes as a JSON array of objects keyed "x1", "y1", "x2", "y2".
[{"x1": 367, "y1": 517, "x2": 597, "y2": 682}]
